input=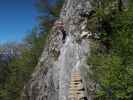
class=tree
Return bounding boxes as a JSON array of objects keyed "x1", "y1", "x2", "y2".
[
  {"x1": 36, "y1": 0, "x2": 64, "y2": 31},
  {"x1": 88, "y1": 0, "x2": 133, "y2": 100}
]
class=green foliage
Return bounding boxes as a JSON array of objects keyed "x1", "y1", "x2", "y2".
[
  {"x1": 37, "y1": 0, "x2": 64, "y2": 31},
  {"x1": 88, "y1": 1, "x2": 133, "y2": 100},
  {"x1": 0, "y1": 0, "x2": 64, "y2": 100},
  {"x1": 0, "y1": 32, "x2": 48, "y2": 100}
]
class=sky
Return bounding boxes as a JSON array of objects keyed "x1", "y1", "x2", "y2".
[{"x1": 0, "y1": 0, "x2": 37, "y2": 44}]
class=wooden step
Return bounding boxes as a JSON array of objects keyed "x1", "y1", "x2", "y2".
[
  {"x1": 69, "y1": 83, "x2": 82, "y2": 86},
  {"x1": 71, "y1": 77, "x2": 81, "y2": 79},
  {"x1": 71, "y1": 73, "x2": 80, "y2": 75},
  {"x1": 71, "y1": 79, "x2": 81, "y2": 81},
  {"x1": 69, "y1": 88, "x2": 84, "y2": 91},
  {"x1": 71, "y1": 74, "x2": 81, "y2": 76},
  {"x1": 68, "y1": 71, "x2": 87, "y2": 100},
  {"x1": 70, "y1": 81, "x2": 81, "y2": 83},
  {"x1": 69, "y1": 92, "x2": 84, "y2": 95}
]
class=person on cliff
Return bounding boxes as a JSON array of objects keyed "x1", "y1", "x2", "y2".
[{"x1": 54, "y1": 20, "x2": 67, "y2": 43}]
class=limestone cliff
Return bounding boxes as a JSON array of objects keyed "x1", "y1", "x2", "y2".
[{"x1": 22, "y1": 0, "x2": 128, "y2": 100}]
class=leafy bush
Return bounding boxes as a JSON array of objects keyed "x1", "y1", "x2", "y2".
[
  {"x1": 88, "y1": 0, "x2": 133, "y2": 100},
  {"x1": 0, "y1": 0, "x2": 64, "y2": 100}
]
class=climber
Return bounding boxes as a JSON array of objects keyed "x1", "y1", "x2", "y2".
[{"x1": 54, "y1": 20, "x2": 67, "y2": 43}]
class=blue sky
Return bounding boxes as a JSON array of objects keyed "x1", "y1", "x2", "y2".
[{"x1": 0, "y1": 0, "x2": 37, "y2": 44}]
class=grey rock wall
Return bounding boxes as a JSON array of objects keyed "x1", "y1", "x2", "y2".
[
  {"x1": 22, "y1": 0, "x2": 129, "y2": 100},
  {"x1": 21, "y1": 0, "x2": 104, "y2": 100}
]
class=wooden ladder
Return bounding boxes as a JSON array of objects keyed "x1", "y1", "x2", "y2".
[{"x1": 68, "y1": 71, "x2": 87, "y2": 100}]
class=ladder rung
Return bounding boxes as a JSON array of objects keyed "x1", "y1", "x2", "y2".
[
  {"x1": 69, "y1": 90, "x2": 84, "y2": 94},
  {"x1": 69, "y1": 71, "x2": 86, "y2": 100},
  {"x1": 71, "y1": 77, "x2": 80, "y2": 78},
  {"x1": 71, "y1": 74, "x2": 80, "y2": 76},
  {"x1": 70, "y1": 81, "x2": 80, "y2": 83}
]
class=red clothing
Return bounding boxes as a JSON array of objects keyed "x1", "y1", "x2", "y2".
[{"x1": 54, "y1": 21, "x2": 64, "y2": 30}]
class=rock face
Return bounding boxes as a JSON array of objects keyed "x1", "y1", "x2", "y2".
[
  {"x1": 122, "y1": 0, "x2": 128, "y2": 8},
  {"x1": 22, "y1": 0, "x2": 128, "y2": 100},
  {"x1": 22, "y1": 1, "x2": 94, "y2": 100},
  {"x1": 21, "y1": 0, "x2": 96, "y2": 100}
]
